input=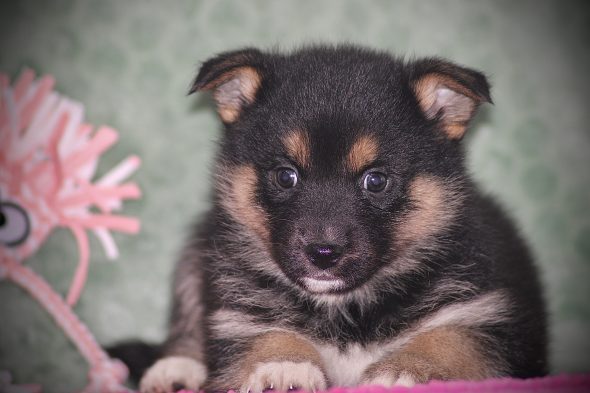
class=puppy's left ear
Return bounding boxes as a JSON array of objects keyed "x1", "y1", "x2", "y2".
[
  {"x1": 190, "y1": 48, "x2": 265, "y2": 123},
  {"x1": 410, "y1": 59, "x2": 492, "y2": 139}
]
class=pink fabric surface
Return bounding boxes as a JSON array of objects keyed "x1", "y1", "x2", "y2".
[{"x1": 173, "y1": 374, "x2": 590, "y2": 393}]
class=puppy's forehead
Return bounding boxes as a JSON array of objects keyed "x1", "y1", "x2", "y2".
[{"x1": 281, "y1": 129, "x2": 379, "y2": 173}]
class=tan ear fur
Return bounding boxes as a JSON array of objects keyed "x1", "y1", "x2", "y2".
[
  {"x1": 199, "y1": 67, "x2": 261, "y2": 123},
  {"x1": 411, "y1": 58, "x2": 491, "y2": 139},
  {"x1": 190, "y1": 48, "x2": 264, "y2": 123},
  {"x1": 414, "y1": 73, "x2": 489, "y2": 139}
]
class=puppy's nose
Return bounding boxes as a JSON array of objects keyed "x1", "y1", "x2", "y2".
[{"x1": 304, "y1": 243, "x2": 344, "y2": 269}]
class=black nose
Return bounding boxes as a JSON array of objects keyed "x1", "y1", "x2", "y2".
[{"x1": 304, "y1": 243, "x2": 344, "y2": 269}]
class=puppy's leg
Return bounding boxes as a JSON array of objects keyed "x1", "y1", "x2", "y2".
[
  {"x1": 140, "y1": 255, "x2": 207, "y2": 393},
  {"x1": 362, "y1": 327, "x2": 498, "y2": 387},
  {"x1": 228, "y1": 332, "x2": 328, "y2": 393}
]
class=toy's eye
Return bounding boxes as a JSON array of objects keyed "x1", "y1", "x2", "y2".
[
  {"x1": 363, "y1": 172, "x2": 388, "y2": 192},
  {"x1": 276, "y1": 168, "x2": 298, "y2": 188},
  {"x1": 0, "y1": 201, "x2": 31, "y2": 247}
]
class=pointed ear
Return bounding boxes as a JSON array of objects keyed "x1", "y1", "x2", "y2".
[
  {"x1": 190, "y1": 48, "x2": 265, "y2": 123},
  {"x1": 410, "y1": 59, "x2": 492, "y2": 139}
]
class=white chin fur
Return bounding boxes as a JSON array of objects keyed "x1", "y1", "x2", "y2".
[{"x1": 302, "y1": 277, "x2": 345, "y2": 293}]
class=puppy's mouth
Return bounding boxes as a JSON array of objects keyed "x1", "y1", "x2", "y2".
[
  {"x1": 280, "y1": 244, "x2": 374, "y2": 295},
  {"x1": 300, "y1": 273, "x2": 346, "y2": 294}
]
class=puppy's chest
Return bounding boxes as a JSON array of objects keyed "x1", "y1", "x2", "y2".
[{"x1": 315, "y1": 342, "x2": 388, "y2": 386}]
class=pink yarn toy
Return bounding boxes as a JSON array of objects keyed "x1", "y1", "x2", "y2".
[{"x1": 0, "y1": 69, "x2": 140, "y2": 392}]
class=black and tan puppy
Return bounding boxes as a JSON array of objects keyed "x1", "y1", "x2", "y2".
[{"x1": 139, "y1": 46, "x2": 547, "y2": 392}]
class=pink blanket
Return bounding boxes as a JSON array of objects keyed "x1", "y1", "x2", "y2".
[{"x1": 172, "y1": 374, "x2": 590, "y2": 393}]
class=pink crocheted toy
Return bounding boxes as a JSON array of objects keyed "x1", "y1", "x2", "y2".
[{"x1": 0, "y1": 69, "x2": 141, "y2": 392}]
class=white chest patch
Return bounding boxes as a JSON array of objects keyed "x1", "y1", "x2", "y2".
[
  {"x1": 310, "y1": 291, "x2": 510, "y2": 386},
  {"x1": 315, "y1": 342, "x2": 386, "y2": 386}
]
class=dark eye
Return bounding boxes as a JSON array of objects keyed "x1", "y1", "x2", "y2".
[
  {"x1": 0, "y1": 201, "x2": 31, "y2": 247},
  {"x1": 276, "y1": 168, "x2": 298, "y2": 188},
  {"x1": 363, "y1": 172, "x2": 387, "y2": 192}
]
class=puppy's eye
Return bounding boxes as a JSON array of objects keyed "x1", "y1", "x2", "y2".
[
  {"x1": 363, "y1": 172, "x2": 387, "y2": 192},
  {"x1": 276, "y1": 168, "x2": 298, "y2": 188}
]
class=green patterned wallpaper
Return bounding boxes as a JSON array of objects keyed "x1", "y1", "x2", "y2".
[{"x1": 0, "y1": 1, "x2": 589, "y2": 391}]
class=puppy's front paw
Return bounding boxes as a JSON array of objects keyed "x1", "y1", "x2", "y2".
[
  {"x1": 362, "y1": 371, "x2": 420, "y2": 388},
  {"x1": 240, "y1": 361, "x2": 327, "y2": 393},
  {"x1": 361, "y1": 354, "x2": 448, "y2": 388},
  {"x1": 140, "y1": 356, "x2": 207, "y2": 393}
]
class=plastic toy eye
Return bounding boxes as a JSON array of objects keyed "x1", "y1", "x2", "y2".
[
  {"x1": 363, "y1": 172, "x2": 388, "y2": 192},
  {"x1": 276, "y1": 168, "x2": 298, "y2": 188},
  {"x1": 0, "y1": 201, "x2": 31, "y2": 247}
]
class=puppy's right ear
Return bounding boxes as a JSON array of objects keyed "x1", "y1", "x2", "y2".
[{"x1": 190, "y1": 48, "x2": 265, "y2": 124}]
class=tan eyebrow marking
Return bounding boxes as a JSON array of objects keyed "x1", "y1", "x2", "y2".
[
  {"x1": 283, "y1": 129, "x2": 311, "y2": 169},
  {"x1": 346, "y1": 134, "x2": 379, "y2": 172}
]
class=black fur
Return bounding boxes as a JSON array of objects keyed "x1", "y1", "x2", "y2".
[{"x1": 107, "y1": 341, "x2": 162, "y2": 383}]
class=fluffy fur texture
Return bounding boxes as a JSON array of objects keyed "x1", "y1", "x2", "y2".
[{"x1": 139, "y1": 46, "x2": 547, "y2": 393}]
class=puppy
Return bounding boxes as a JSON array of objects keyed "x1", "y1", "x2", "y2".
[{"x1": 139, "y1": 46, "x2": 547, "y2": 393}]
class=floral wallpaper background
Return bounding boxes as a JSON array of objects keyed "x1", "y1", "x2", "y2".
[{"x1": 0, "y1": 1, "x2": 589, "y2": 391}]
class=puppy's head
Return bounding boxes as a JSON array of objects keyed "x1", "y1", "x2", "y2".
[{"x1": 192, "y1": 46, "x2": 490, "y2": 297}]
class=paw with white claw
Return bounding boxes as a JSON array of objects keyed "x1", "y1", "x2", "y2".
[
  {"x1": 363, "y1": 371, "x2": 418, "y2": 388},
  {"x1": 140, "y1": 356, "x2": 207, "y2": 393},
  {"x1": 361, "y1": 354, "x2": 450, "y2": 388},
  {"x1": 240, "y1": 361, "x2": 327, "y2": 393}
]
